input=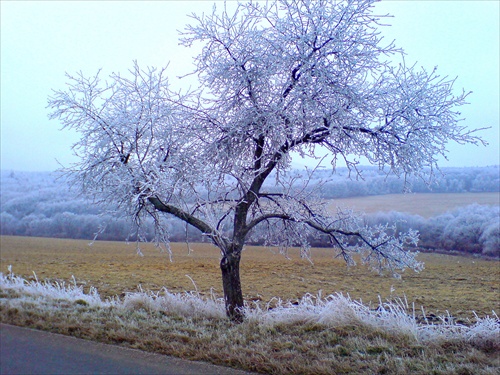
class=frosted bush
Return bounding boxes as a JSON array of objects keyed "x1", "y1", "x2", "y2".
[
  {"x1": 122, "y1": 289, "x2": 225, "y2": 319},
  {"x1": 0, "y1": 268, "x2": 104, "y2": 307},
  {"x1": 480, "y1": 221, "x2": 500, "y2": 257},
  {"x1": 245, "y1": 293, "x2": 419, "y2": 339},
  {"x1": 464, "y1": 313, "x2": 500, "y2": 350}
]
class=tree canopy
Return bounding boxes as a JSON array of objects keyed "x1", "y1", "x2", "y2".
[{"x1": 48, "y1": 0, "x2": 485, "y2": 321}]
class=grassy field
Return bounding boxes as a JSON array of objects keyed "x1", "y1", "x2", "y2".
[
  {"x1": 1, "y1": 235, "x2": 499, "y2": 374},
  {"x1": 329, "y1": 192, "x2": 500, "y2": 217},
  {"x1": 1, "y1": 235, "x2": 498, "y2": 321}
]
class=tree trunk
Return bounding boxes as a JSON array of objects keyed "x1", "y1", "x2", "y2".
[{"x1": 220, "y1": 251, "x2": 244, "y2": 323}]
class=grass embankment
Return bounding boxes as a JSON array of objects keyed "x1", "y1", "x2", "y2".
[
  {"x1": 1, "y1": 235, "x2": 499, "y2": 374},
  {"x1": 1, "y1": 271, "x2": 499, "y2": 375}
]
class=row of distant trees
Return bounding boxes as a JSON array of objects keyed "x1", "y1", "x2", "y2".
[
  {"x1": 364, "y1": 205, "x2": 499, "y2": 257},
  {"x1": 1, "y1": 168, "x2": 498, "y2": 257},
  {"x1": 309, "y1": 165, "x2": 500, "y2": 198}
]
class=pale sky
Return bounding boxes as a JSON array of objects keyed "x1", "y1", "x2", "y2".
[{"x1": 1, "y1": 0, "x2": 499, "y2": 172}]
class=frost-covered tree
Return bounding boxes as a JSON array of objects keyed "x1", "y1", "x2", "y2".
[{"x1": 48, "y1": 0, "x2": 485, "y2": 321}]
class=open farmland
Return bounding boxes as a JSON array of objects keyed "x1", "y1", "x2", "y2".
[
  {"x1": 1, "y1": 235, "x2": 498, "y2": 321},
  {"x1": 329, "y1": 192, "x2": 500, "y2": 217}
]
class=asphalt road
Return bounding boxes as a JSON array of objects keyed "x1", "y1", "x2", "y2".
[{"x1": 0, "y1": 324, "x2": 254, "y2": 375}]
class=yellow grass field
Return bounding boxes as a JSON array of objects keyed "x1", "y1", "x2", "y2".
[
  {"x1": 329, "y1": 192, "x2": 500, "y2": 217},
  {"x1": 1, "y1": 235, "x2": 498, "y2": 321}
]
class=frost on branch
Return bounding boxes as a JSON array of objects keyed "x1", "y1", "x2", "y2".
[{"x1": 48, "y1": 0, "x2": 485, "y2": 319}]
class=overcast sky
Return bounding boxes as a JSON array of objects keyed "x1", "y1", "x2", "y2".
[{"x1": 1, "y1": 0, "x2": 499, "y2": 172}]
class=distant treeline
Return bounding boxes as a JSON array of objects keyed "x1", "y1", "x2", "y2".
[
  {"x1": 363, "y1": 205, "x2": 499, "y2": 257},
  {"x1": 309, "y1": 165, "x2": 500, "y2": 198},
  {"x1": 1, "y1": 167, "x2": 498, "y2": 257}
]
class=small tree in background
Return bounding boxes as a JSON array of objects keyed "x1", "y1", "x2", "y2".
[{"x1": 48, "y1": 0, "x2": 485, "y2": 321}]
